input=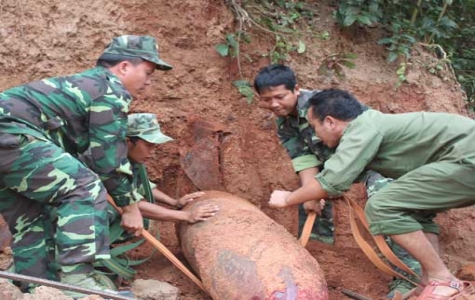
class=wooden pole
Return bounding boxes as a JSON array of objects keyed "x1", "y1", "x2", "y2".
[
  {"x1": 299, "y1": 212, "x2": 317, "y2": 247},
  {"x1": 106, "y1": 195, "x2": 207, "y2": 292}
]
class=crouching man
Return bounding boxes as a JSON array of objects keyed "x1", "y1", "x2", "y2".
[{"x1": 268, "y1": 89, "x2": 475, "y2": 300}]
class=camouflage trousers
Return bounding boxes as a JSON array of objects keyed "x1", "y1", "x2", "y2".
[{"x1": 0, "y1": 133, "x2": 110, "y2": 289}]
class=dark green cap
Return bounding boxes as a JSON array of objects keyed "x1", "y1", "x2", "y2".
[{"x1": 101, "y1": 35, "x2": 173, "y2": 70}]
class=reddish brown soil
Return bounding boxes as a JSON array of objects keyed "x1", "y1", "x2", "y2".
[{"x1": 1, "y1": 0, "x2": 475, "y2": 300}]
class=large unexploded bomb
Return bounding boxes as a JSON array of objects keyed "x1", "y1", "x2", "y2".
[{"x1": 178, "y1": 190, "x2": 328, "y2": 300}]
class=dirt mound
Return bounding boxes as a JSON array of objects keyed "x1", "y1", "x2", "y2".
[{"x1": 1, "y1": 0, "x2": 474, "y2": 299}]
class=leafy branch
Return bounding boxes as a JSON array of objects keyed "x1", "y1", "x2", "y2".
[{"x1": 218, "y1": 0, "x2": 324, "y2": 103}]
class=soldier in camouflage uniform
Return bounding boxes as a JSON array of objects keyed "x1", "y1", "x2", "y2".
[
  {"x1": 90, "y1": 113, "x2": 219, "y2": 282},
  {"x1": 253, "y1": 64, "x2": 421, "y2": 297},
  {"x1": 0, "y1": 35, "x2": 172, "y2": 296},
  {"x1": 113, "y1": 113, "x2": 219, "y2": 226}
]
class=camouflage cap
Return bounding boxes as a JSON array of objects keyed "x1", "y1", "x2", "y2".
[
  {"x1": 101, "y1": 35, "x2": 173, "y2": 70},
  {"x1": 127, "y1": 113, "x2": 173, "y2": 144}
]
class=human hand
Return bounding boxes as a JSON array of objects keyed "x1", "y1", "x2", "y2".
[
  {"x1": 303, "y1": 199, "x2": 325, "y2": 215},
  {"x1": 186, "y1": 204, "x2": 219, "y2": 223},
  {"x1": 120, "y1": 203, "x2": 144, "y2": 236},
  {"x1": 177, "y1": 191, "x2": 205, "y2": 208},
  {"x1": 268, "y1": 190, "x2": 292, "y2": 208}
]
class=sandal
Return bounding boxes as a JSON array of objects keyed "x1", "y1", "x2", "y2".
[{"x1": 416, "y1": 280, "x2": 474, "y2": 300}]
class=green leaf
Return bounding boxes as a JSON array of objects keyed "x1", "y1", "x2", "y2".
[
  {"x1": 439, "y1": 17, "x2": 459, "y2": 30},
  {"x1": 377, "y1": 37, "x2": 393, "y2": 45},
  {"x1": 290, "y1": 12, "x2": 301, "y2": 21},
  {"x1": 396, "y1": 64, "x2": 406, "y2": 76},
  {"x1": 388, "y1": 52, "x2": 398, "y2": 63},
  {"x1": 260, "y1": 17, "x2": 275, "y2": 30},
  {"x1": 232, "y1": 79, "x2": 250, "y2": 88},
  {"x1": 357, "y1": 15, "x2": 372, "y2": 26},
  {"x1": 215, "y1": 44, "x2": 229, "y2": 57},
  {"x1": 341, "y1": 60, "x2": 356, "y2": 69},
  {"x1": 226, "y1": 33, "x2": 237, "y2": 46},
  {"x1": 401, "y1": 34, "x2": 416, "y2": 43},
  {"x1": 297, "y1": 40, "x2": 306, "y2": 54},
  {"x1": 368, "y1": 2, "x2": 379, "y2": 14},
  {"x1": 343, "y1": 14, "x2": 357, "y2": 27},
  {"x1": 110, "y1": 239, "x2": 146, "y2": 256},
  {"x1": 238, "y1": 87, "x2": 255, "y2": 103},
  {"x1": 232, "y1": 80, "x2": 255, "y2": 104},
  {"x1": 343, "y1": 53, "x2": 358, "y2": 59},
  {"x1": 319, "y1": 31, "x2": 330, "y2": 40},
  {"x1": 346, "y1": 6, "x2": 361, "y2": 16},
  {"x1": 275, "y1": 0, "x2": 285, "y2": 8},
  {"x1": 422, "y1": 16, "x2": 436, "y2": 27}
]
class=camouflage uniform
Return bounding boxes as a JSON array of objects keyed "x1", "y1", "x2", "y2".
[
  {"x1": 107, "y1": 113, "x2": 173, "y2": 236},
  {"x1": 277, "y1": 90, "x2": 421, "y2": 296},
  {"x1": 106, "y1": 164, "x2": 153, "y2": 243},
  {"x1": 276, "y1": 89, "x2": 335, "y2": 243},
  {"x1": 0, "y1": 36, "x2": 172, "y2": 290}
]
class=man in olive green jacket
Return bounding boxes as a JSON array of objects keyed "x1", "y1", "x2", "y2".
[{"x1": 269, "y1": 88, "x2": 475, "y2": 299}]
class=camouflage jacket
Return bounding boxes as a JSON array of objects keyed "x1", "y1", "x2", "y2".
[
  {"x1": 276, "y1": 89, "x2": 335, "y2": 173},
  {"x1": 0, "y1": 66, "x2": 138, "y2": 207}
]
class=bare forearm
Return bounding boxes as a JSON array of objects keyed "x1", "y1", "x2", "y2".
[
  {"x1": 298, "y1": 167, "x2": 318, "y2": 185},
  {"x1": 285, "y1": 178, "x2": 329, "y2": 206},
  {"x1": 298, "y1": 168, "x2": 324, "y2": 207},
  {"x1": 138, "y1": 201, "x2": 188, "y2": 222},
  {"x1": 152, "y1": 188, "x2": 178, "y2": 207}
]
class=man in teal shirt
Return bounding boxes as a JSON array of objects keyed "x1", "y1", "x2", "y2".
[{"x1": 269, "y1": 88, "x2": 475, "y2": 299}]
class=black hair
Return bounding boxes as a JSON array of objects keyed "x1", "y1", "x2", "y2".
[
  {"x1": 127, "y1": 136, "x2": 143, "y2": 146},
  {"x1": 308, "y1": 89, "x2": 367, "y2": 122},
  {"x1": 253, "y1": 64, "x2": 297, "y2": 94},
  {"x1": 96, "y1": 53, "x2": 144, "y2": 68}
]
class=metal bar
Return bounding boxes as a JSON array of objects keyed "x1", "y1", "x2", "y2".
[
  {"x1": 0, "y1": 270, "x2": 135, "y2": 300},
  {"x1": 341, "y1": 288, "x2": 373, "y2": 300}
]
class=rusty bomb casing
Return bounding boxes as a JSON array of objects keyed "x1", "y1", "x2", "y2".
[{"x1": 178, "y1": 190, "x2": 328, "y2": 300}]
